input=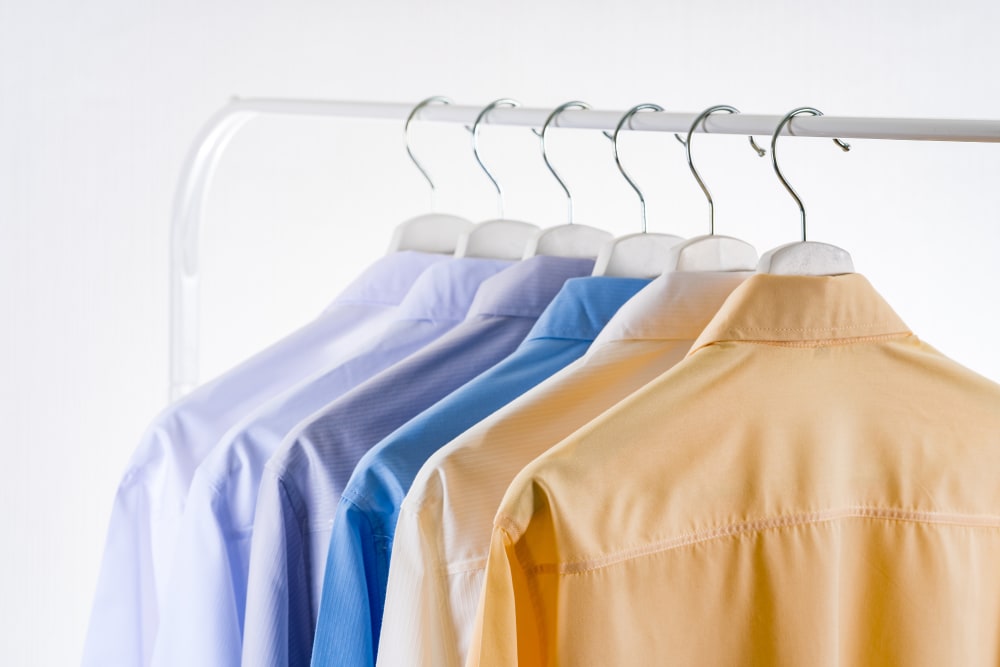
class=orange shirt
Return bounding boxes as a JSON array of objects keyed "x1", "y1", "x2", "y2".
[{"x1": 470, "y1": 274, "x2": 1000, "y2": 666}]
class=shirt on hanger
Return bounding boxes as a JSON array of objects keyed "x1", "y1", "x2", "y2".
[
  {"x1": 310, "y1": 276, "x2": 650, "y2": 667},
  {"x1": 148, "y1": 256, "x2": 513, "y2": 667},
  {"x1": 81, "y1": 250, "x2": 445, "y2": 667},
  {"x1": 469, "y1": 273, "x2": 1000, "y2": 667},
  {"x1": 241, "y1": 255, "x2": 595, "y2": 667},
  {"x1": 376, "y1": 270, "x2": 751, "y2": 667}
]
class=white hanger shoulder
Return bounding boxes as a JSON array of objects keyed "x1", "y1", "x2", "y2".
[
  {"x1": 756, "y1": 241, "x2": 855, "y2": 276},
  {"x1": 664, "y1": 234, "x2": 758, "y2": 272},
  {"x1": 387, "y1": 213, "x2": 474, "y2": 254},
  {"x1": 523, "y1": 224, "x2": 613, "y2": 259},
  {"x1": 455, "y1": 219, "x2": 541, "y2": 260},
  {"x1": 592, "y1": 233, "x2": 686, "y2": 278}
]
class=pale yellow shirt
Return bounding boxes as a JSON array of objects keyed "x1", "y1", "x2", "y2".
[
  {"x1": 470, "y1": 274, "x2": 1000, "y2": 667},
  {"x1": 378, "y1": 271, "x2": 752, "y2": 667}
]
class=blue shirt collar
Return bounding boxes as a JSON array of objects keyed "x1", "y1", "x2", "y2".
[{"x1": 525, "y1": 276, "x2": 650, "y2": 342}]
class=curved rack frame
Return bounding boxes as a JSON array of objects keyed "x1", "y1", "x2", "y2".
[{"x1": 170, "y1": 96, "x2": 1000, "y2": 399}]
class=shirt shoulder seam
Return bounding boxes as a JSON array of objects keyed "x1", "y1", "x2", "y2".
[{"x1": 526, "y1": 505, "x2": 1000, "y2": 576}]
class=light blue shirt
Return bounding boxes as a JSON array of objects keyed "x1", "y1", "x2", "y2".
[
  {"x1": 240, "y1": 256, "x2": 595, "y2": 667},
  {"x1": 82, "y1": 251, "x2": 446, "y2": 667},
  {"x1": 308, "y1": 276, "x2": 650, "y2": 667},
  {"x1": 148, "y1": 257, "x2": 512, "y2": 667}
]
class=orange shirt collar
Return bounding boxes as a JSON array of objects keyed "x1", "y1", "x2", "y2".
[{"x1": 690, "y1": 273, "x2": 911, "y2": 353}]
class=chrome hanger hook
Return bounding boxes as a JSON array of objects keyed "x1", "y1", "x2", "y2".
[
  {"x1": 531, "y1": 101, "x2": 591, "y2": 224},
  {"x1": 603, "y1": 103, "x2": 664, "y2": 234},
  {"x1": 771, "y1": 107, "x2": 851, "y2": 241},
  {"x1": 673, "y1": 131, "x2": 766, "y2": 154},
  {"x1": 470, "y1": 98, "x2": 521, "y2": 219},
  {"x1": 676, "y1": 105, "x2": 767, "y2": 235},
  {"x1": 404, "y1": 96, "x2": 453, "y2": 211}
]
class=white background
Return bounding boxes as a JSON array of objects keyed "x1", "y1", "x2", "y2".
[{"x1": 3, "y1": 1, "x2": 1000, "y2": 664}]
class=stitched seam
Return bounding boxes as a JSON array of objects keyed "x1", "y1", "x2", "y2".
[
  {"x1": 512, "y1": 528, "x2": 551, "y2": 663},
  {"x1": 729, "y1": 322, "x2": 900, "y2": 333},
  {"x1": 492, "y1": 515, "x2": 548, "y2": 656},
  {"x1": 527, "y1": 506, "x2": 1000, "y2": 576},
  {"x1": 496, "y1": 515, "x2": 525, "y2": 540},
  {"x1": 739, "y1": 332, "x2": 909, "y2": 348},
  {"x1": 443, "y1": 557, "x2": 489, "y2": 575}
]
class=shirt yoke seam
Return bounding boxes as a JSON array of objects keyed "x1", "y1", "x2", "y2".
[
  {"x1": 443, "y1": 557, "x2": 489, "y2": 575},
  {"x1": 727, "y1": 322, "x2": 903, "y2": 333},
  {"x1": 699, "y1": 332, "x2": 911, "y2": 350},
  {"x1": 516, "y1": 506, "x2": 1000, "y2": 576}
]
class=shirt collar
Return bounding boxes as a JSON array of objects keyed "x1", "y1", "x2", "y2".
[
  {"x1": 525, "y1": 276, "x2": 650, "y2": 342},
  {"x1": 332, "y1": 251, "x2": 449, "y2": 306},
  {"x1": 689, "y1": 273, "x2": 911, "y2": 354},
  {"x1": 395, "y1": 257, "x2": 514, "y2": 321},
  {"x1": 591, "y1": 270, "x2": 754, "y2": 348},
  {"x1": 466, "y1": 255, "x2": 596, "y2": 319}
]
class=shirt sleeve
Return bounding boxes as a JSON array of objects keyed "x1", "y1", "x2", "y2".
[
  {"x1": 465, "y1": 524, "x2": 543, "y2": 667},
  {"x1": 81, "y1": 474, "x2": 157, "y2": 667},
  {"x1": 150, "y1": 478, "x2": 244, "y2": 667},
  {"x1": 377, "y1": 503, "x2": 461, "y2": 667},
  {"x1": 242, "y1": 468, "x2": 314, "y2": 667},
  {"x1": 310, "y1": 498, "x2": 382, "y2": 667}
]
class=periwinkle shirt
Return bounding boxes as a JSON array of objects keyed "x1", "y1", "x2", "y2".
[
  {"x1": 81, "y1": 250, "x2": 445, "y2": 667},
  {"x1": 240, "y1": 255, "x2": 594, "y2": 667},
  {"x1": 148, "y1": 257, "x2": 512, "y2": 667},
  {"x1": 309, "y1": 276, "x2": 649, "y2": 667}
]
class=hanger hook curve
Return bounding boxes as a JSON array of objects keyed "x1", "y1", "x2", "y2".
[
  {"x1": 470, "y1": 98, "x2": 521, "y2": 219},
  {"x1": 604, "y1": 103, "x2": 664, "y2": 234},
  {"x1": 405, "y1": 96, "x2": 453, "y2": 211},
  {"x1": 680, "y1": 104, "x2": 767, "y2": 235},
  {"x1": 534, "y1": 100, "x2": 591, "y2": 224},
  {"x1": 771, "y1": 107, "x2": 851, "y2": 242}
]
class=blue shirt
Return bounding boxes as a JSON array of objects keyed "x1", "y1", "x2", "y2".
[
  {"x1": 148, "y1": 257, "x2": 511, "y2": 667},
  {"x1": 309, "y1": 276, "x2": 650, "y2": 667},
  {"x1": 82, "y1": 250, "x2": 446, "y2": 667},
  {"x1": 240, "y1": 256, "x2": 595, "y2": 667}
]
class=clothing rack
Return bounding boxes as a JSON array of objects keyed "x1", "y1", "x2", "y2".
[{"x1": 169, "y1": 97, "x2": 1000, "y2": 399}]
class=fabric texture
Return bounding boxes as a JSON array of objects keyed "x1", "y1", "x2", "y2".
[
  {"x1": 469, "y1": 273, "x2": 1000, "y2": 667},
  {"x1": 81, "y1": 250, "x2": 445, "y2": 667},
  {"x1": 377, "y1": 270, "x2": 751, "y2": 667},
  {"x1": 148, "y1": 257, "x2": 511, "y2": 667},
  {"x1": 241, "y1": 256, "x2": 594, "y2": 667},
  {"x1": 310, "y1": 276, "x2": 648, "y2": 667}
]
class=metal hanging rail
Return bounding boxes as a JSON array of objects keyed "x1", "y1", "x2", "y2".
[{"x1": 169, "y1": 96, "x2": 1000, "y2": 399}]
